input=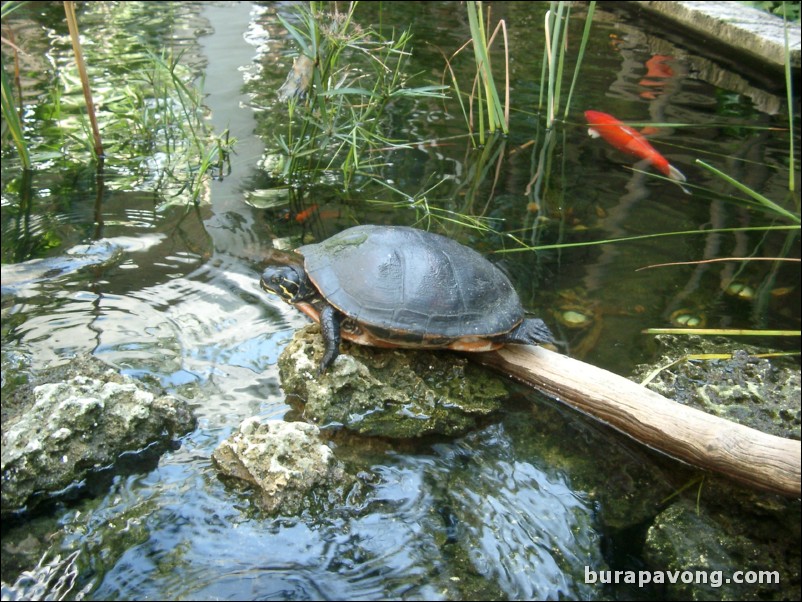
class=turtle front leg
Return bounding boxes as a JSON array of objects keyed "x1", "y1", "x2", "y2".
[{"x1": 318, "y1": 303, "x2": 342, "y2": 373}]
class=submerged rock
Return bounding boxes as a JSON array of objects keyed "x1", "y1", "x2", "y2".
[
  {"x1": 0, "y1": 240, "x2": 123, "y2": 297},
  {"x1": 212, "y1": 418, "x2": 354, "y2": 515},
  {"x1": 632, "y1": 336, "x2": 801, "y2": 600},
  {"x1": 644, "y1": 496, "x2": 800, "y2": 601},
  {"x1": 278, "y1": 324, "x2": 507, "y2": 438},
  {"x1": 1, "y1": 354, "x2": 196, "y2": 515},
  {"x1": 633, "y1": 335, "x2": 800, "y2": 440}
]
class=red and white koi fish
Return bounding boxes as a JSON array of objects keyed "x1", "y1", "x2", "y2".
[{"x1": 584, "y1": 110, "x2": 687, "y2": 187}]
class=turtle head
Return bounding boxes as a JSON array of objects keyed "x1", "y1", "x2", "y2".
[{"x1": 260, "y1": 264, "x2": 314, "y2": 303}]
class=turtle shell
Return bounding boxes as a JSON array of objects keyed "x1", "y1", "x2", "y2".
[{"x1": 298, "y1": 225, "x2": 524, "y2": 344}]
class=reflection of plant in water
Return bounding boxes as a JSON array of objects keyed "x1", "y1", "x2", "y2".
[
  {"x1": 1, "y1": 2, "x2": 233, "y2": 207},
  {"x1": 272, "y1": 2, "x2": 447, "y2": 190},
  {"x1": 108, "y1": 52, "x2": 235, "y2": 205},
  {"x1": 1, "y1": 2, "x2": 30, "y2": 169}
]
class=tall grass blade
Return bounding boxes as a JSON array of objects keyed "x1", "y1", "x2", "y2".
[
  {"x1": 497, "y1": 225, "x2": 800, "y2": 253},
  {"x1": 544, "y1": 3, "x2": 567, "y2": 126},
  {"x1": 643, "y1": 328, "x2": 801, "y2": 336},
  {"x1": 466, "y1": 1, "x2": 507, "y2": 137},
  {"x1": 563, "y1": 1, "x2": 595, "y2": 119},
  {"x1": 781, "y1": 2, "x2": 796, "y2": 193},
  {"x1": 695, "y1": 160, "x2": 801, "y2": 224},
  {"x1": 0, "y1": 54, "x2": 30, "y2": 169},
  {"x1": 63, "y1": 1, "x2": 104, "y2": 162}
]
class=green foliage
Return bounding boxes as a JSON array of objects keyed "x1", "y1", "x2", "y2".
[
  {"x1": 1, "y1": 53, "x2": 30, "y2": 169},
  {"x1": 465, "y1": 1, "x2": 508, "y2": 141},
  {"x1": 273, "y1": 1, "x2": 447, "y2": 190},
  {"x1": 443, "y1": 1, "x2": 509, "y2": 146},
  {"x1": 1, "y1": 2, "x2": 31, "y2": 169},
  {"x1": 1, "y1": 2, "x2": 233, "y2": 206},
  {"x1": 740, "y1": 1, "x2": 800, "y2": 21},
  {"x1": 106, "y1": 51, "x2": 235, "y2": 205}
]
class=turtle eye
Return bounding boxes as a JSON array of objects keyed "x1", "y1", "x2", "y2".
[
  {"x1": 261, "y1": 271, "x2": 291, "y2": 300},
  {"x1": 261, "y1": 265, "x2": 304, "y2": 302}
]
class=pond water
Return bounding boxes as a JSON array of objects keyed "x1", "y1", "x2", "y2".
[{"x1": 1, "y1": 2, "x2": 800, "y2": 600}]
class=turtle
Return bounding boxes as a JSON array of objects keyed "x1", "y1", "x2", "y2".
[{"x1": 260, "y1": 225, "x2": 554, "y2": 373}]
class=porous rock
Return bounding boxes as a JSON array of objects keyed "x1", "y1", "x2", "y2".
[
  {"x1": 212, "y1": 418, "x2": 352, "y2": 515},
  {"x1": 634, "y1": 335, "x2": 800, "y2": 440},
  {"x1": 278, "y1": 324, "x2": 507, "y2": 438},
  {"x1": 1, "y1": 355, "x2": 196, "y2": 515}
]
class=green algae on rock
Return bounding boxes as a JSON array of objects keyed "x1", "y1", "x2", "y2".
[
  {"x1": 278, "y1": 324, "x2": 508, "y2": 438},
  {"x1": 633, "y1": 335, "x2": 800, "y2": 440}
]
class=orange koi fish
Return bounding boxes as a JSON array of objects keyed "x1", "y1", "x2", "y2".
[
  {"x1": 294, "y1": 204, "x2": 319, "y2": 224},
  {"x1": 585, "y1": 110, "x2": 687, "y2": 186}
]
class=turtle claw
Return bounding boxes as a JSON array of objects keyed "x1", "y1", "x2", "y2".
[{"x1": 502, "y1": 318, "x2": 554, "y2": 346}]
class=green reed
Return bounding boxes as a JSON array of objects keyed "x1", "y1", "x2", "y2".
[
  {"x1": 1, "y1": 54, "x2": 29, "y2": 169},
  {"x1": 1, "y1": 1, "x2": 31, "y2": 169},
  {"x1": 540, "y1": 2, "x2": 567, "y2": 128},
  {"x1": 274, "y1": 1, "x2": 447, "y2": 191},
  {"x1": 563, "y1": 1, "x2": 595, "y2": 120},
  {"x1": 63, "y1": 1, "x2": 103, "y2": 162},
  {"x1": 781, "y1": 1, "x2": 797, "y2": 194},
  {"x1": 465, "y1": 1, "x2": 508, "y2": 141},
  {"x1": 442, "y1": 1, "x2": 509, "y2": 146},
  {"x1": 540, "y1": 1, "x2": 595, "y2": 127}
]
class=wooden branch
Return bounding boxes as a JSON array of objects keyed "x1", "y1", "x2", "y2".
[{"x1": 473, "y1": 345, "x2": 801, "y2": 498}]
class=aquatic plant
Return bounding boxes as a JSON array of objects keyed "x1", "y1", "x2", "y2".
[
  {"x1": 273, "y1": 1, "x2": 447, "y2": 190},
  {"x1": 1, "y1": 2, "x2": 233, "y2": 206},
  {"x1": 562, "y1": 1, "x2": 595, "y2": 121},
  {"x1": 63, "y1": 1, "x2": 103, "y2": 162},
  {"x1": 465, "y1": 1, "x2": 509, "y2": 141},
  {"x1": 521, "y1": 1, "x2": 595, "y2": 246},
  {"x1": 118, "y1": 51, "x2": 235, "y2": 205},
  {"x1": 540, "y1": 1, "x2": 569, "y2": 129},
  {"x1": 780, "y1": 0, "x2": 797, "y2": 195},
  {"x1": 441, "y1": 1, "x2": 509, "y2": 146},
  {"x1": 695, "y1": 160, "x2": 800, "y2": 224},
  {"x1": 2, "y1": 0, "x2": 104, "y2": 166},
  {"x1": 1, "y1": 1, "x2": 31, "y2": 169},
  {"x1": 0, "y1": 55, "x2": 29, "y2": 169}
]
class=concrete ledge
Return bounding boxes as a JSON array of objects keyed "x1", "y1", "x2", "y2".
[{"x1": 635, "y1": 1, "x2": 800, "y2": 70}]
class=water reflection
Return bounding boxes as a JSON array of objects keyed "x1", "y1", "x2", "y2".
[
  {"x1": 84, "y1": 421, "x2": 605, "y2": 601},
  {"x1": 1, "y1": 1, "x2": 799, "y2": 601}
]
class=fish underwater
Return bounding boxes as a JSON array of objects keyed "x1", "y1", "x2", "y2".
[{"x1": 585, "y1": 110, "x2": 688, "y2": 192}]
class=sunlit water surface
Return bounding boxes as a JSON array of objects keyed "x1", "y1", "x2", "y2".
[{"x1": 1, "y1": 2, "x2": 799, "y2": 600}]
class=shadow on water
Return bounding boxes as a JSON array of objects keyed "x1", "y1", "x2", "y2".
[{"x1": 1, "y1": 1, "x2": 799, "y2": 600}]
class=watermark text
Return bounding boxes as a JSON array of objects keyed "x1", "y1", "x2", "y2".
[{"x1": 585, "y1": 566, "x2": 780, "y2": 589}]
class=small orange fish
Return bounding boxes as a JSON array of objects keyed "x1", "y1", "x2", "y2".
[
  {"x1": 295, "y1": 204, "x2": 319, "y2": 223},
  {"x1": 585, "y1": 110, "x2": 687, "y2": 186}
]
